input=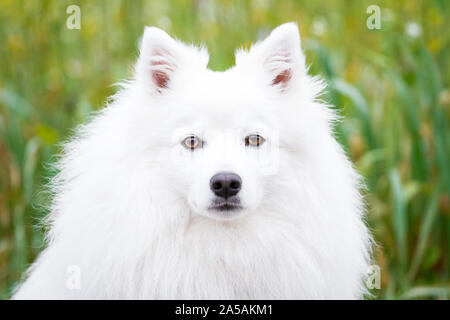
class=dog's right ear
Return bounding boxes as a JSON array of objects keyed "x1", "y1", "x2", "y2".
[
  {"x1": 136, "y1": 27, "x2": 179, "y2": 94},
  {"x1": 136, "y1": 27, "x2": 209, "y2": 95}
]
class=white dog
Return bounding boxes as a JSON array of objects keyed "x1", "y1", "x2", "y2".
[{"x1": 13, "y1": 23, "x2": 372, "y2": 299}]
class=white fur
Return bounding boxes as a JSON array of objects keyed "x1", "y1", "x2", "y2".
[{"x1": 13, "y1": 23, "x2": 372, "y2": 299}]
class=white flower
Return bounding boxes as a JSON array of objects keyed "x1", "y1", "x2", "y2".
[
  {"x1": 157, "y1": 16, "x2": 172, "y2": 31},
  {"x1": 311, "y1": 17, "x2": 327, "y2": 36},
  {"x1": 405, "y1": 22, "x2": 422, "y2": 38}
]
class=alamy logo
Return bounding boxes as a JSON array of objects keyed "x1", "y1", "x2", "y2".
[
  {"x1": 366, "y1": 5, "x2": 381, "y2": 30},
  {"x1": 170, "y1": 128, "x2": 280, "y2": 176},
  {"x1": 66, "y1": 265, "x2": 81, "y2": 290},
  {"x1": 66, "y1": 5, "x2": 81, "y2": 30},
  {"x1": 366, "y1": 265, "x2": 381, "y2": 290}
]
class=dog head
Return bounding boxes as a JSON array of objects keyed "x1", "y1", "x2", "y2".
[{"x1": 129, "y1": 23, "x2": 324, "y2": 220}]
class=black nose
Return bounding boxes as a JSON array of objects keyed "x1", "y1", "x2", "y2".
[{"x1": 210, "y1": 172, "x2": 242, "y2": 198}]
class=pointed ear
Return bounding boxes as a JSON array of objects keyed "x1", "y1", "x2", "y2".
[
  {"x1": 241, "y1": 23, "x2": 305, "y2": 92},
  {"x1": 136, "y1": 27, "x2": 179, "y2": 94},
  {"x1": 136, "y1": 27, "x2": 209, "y2": 95}
]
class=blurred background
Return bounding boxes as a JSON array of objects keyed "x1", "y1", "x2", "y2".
[{"x1": 0, "y1": 0, "x2": 448, "y2": 299}]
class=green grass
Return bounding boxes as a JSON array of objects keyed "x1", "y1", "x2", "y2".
[{"x1": 0, "y1": 0, "x2": 448, "y2": 299}]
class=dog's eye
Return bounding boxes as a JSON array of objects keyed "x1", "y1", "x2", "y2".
[
  {"x1": 245, "y1": 134, "x2": 265, "y2": 147},
  {"x1": 182, "y1": 135, "x2": 202, "y2": 150}
]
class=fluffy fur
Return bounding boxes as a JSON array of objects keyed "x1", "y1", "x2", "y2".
[{"x1": 13, "y1": 23, "x2": 372, "y2": 299}]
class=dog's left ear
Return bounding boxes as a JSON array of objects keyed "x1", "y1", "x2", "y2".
[{"x1": 242, "y1": 23, "x2": 305, "y2": 92}]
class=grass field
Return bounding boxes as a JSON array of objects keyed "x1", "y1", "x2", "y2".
[{"x1": 0, "y1": 0, "x2": 448, "y2": 299}]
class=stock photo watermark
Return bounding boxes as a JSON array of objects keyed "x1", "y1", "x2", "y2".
[
  {"x1": 64, "y1": 264, "x2": 381, "y2": 292},
  {"x1": 66, "y1": 5, "x2": 81, "y2": 30},
  {"x1": 366, "y1": 265, "x2": 381, "y2": 290},
  {"x1": 66, "y1": 265, "x2": 81, "y2": 290},
  {"x1": 366, "y1": 5, "x2": 381, "y2": 30},
  {"x1": 170, "y1": 128, "x2": 280, "y2": 176}
]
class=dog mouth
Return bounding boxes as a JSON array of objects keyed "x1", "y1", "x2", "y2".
[{"x1": 208, "y1": 197, "x2": 243, "y2": 212}]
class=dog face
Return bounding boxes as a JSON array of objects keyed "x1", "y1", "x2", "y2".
[
  {"x1": 132, "y1": 23, "x2": 320, "y2": 220},
  {"x1": 165, "y1": 87, "x2": 280, "y2": 220}
]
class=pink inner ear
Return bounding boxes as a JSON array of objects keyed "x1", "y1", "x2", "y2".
[
  {"x1": 150, "y1": 48, "x2": 174, "y2": 91},
  {"x1": 272, "y1": 69, "x2": 291, "y2": 86},
  {"x1": 266, "y1": 48, "x2": 293, "y2": 89},
  {"x1": 153, "y1": 69, "x2": 170, "y2": 89}
]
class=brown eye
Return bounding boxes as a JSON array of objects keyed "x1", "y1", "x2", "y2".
[
  {"x1": 245, "y1": 134, "x2": 265, "y2": 147},
  {"x1": 182, "y1": 135, "x2": 202, "y2": 150}
]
